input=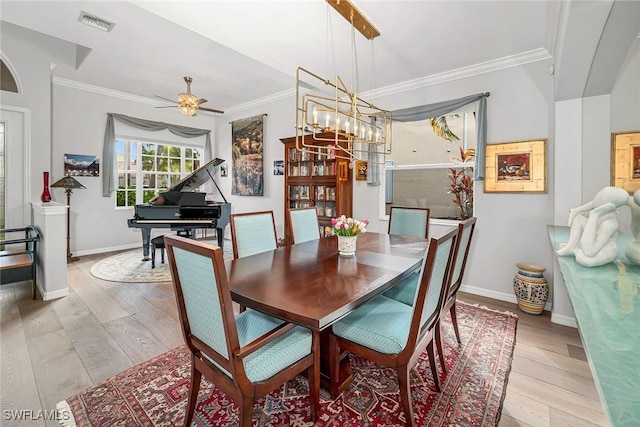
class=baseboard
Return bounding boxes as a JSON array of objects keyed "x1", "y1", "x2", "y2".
[
  {"x1": 73, "y1": 243, "x2": 140, "y2": 257},
  {"x1": 459, "y1": 284, "x2": 552, "y2": 312},
  {"x1": 40, "y1": 286, "x2": 69, "y2": 301},
  {"x1": 551, "y1": 313, "x2": 578, "y2": 328}
]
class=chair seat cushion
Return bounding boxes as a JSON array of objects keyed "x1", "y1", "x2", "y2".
[
  {"x1": 236, "y1": 309, "x2": 312, "y2": 382},
  {"x1": 332, "y1": 295, "x2": 413, "y2": 354},
  {"x1": 383, "y1": 272, "x2": 419, "y2": 306}
]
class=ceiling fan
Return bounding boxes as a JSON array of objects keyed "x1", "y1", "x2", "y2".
[{"x1": 155, "y1": 76, "x2": 224, "y2": 116}]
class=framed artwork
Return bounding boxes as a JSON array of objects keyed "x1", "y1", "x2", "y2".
[
  {"x1": 611, "y1": 130, "x2": 640, "y2": 194},
  {"x1": 355, "y1": 160, "x2": 368, "y2": 181},
  {"x1": 64, "y1": 153, "x2": 99, "y2": 177},
  {"x1": 274, "y1": 160, "x2": 284, "y2": 175},
  {"x1": 484, "y1": 139, "x2": 546, "y2": 193},
  {"x1": 231, "y1": 114, "x2": 264, "y2": 196}
]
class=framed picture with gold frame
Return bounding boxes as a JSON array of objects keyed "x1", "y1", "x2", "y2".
[
  {"x1": 355, "y1": 160, "x2": 368, "y2": 181},
  {"x1": 484, "y1": 139, "x2": 546, "y2": 193},
  {"x1": 611, "y1": 130, "x2": 640, "y2": 194}
]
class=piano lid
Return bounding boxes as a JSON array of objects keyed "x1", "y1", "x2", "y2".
[{"x1": 169, "y1": 158, "x2": 225, "y2": 192}]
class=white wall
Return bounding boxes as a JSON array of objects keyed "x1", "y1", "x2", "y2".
[
  {"x1": 52, "y1": 83, "x2": 216, "y2": 255},
  {"x1": 353, "y1": 60, "x2": 556, "y2": 305},
  {"x1": 214, "y1": 95, "x2": 296, "y2": 240}
]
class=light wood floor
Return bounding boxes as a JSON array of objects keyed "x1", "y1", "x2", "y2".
[{"x1": 0, "y1": 250, "x2": 610, "y2": 427}]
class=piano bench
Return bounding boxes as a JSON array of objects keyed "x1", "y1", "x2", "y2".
[{"x1": 151, "y1": 236, "x2": 166, "y2": 269}]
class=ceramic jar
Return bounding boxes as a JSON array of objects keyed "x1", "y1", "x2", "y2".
[
  {"x1": 513, "y1": 263, "x2": 548, "y2": 315},
  {"x1": 337, "y1": 235, "x2": 357, "y2": 256}
]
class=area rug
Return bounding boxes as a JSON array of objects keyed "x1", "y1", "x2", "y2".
[
  {"x1": 90, "y1": 240, "x2": 233, "y2": 283},
  {"x1": 57, "y1": 302, "x2": 517, "y2": 426}
]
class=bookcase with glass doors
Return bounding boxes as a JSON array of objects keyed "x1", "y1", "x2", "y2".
[{"x1": 280, "y1": 131, "x2": 353, "y2": 245}]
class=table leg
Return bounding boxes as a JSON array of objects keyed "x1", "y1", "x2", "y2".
[{"x1": 320, "y1": 328, "x2": 353, "y2": 398}]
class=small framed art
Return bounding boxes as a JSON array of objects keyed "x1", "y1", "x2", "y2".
[
  {"x1": 611, "y1": 130, "x2": 640, "y2": 194},
  {"x1": 484, "y1": 139, "x2": 546, "y2": 193},
  {"x1": 355, "y1": 160, "x2": 368, "y2": 181}
]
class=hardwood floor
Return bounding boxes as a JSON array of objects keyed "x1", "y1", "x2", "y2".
[{"x1": 0, "y1": 250, "x2": 610, "y2": 426}]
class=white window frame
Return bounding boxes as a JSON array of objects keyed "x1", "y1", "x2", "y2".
[
  {"x1": 378, "y1": 107, "x2": 476, "y2": 225},
  {"x1": 115, "y1": 137, "x2": 203, "y2": 209}
]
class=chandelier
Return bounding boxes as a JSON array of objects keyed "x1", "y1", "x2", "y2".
[
  {"x1": 295, "y1": 0, "x2": 392, "y2": 163},
  {"x1": 178, "y1": 92, "x2": 198, "y2": 116}
]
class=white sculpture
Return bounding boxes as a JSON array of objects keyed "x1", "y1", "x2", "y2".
[
  {"x1": 557, "y1": 186, "x2": 629, "y2": 267},
  {"x1": 626, "y1": 190, "x2": 640, "y2": 265}
]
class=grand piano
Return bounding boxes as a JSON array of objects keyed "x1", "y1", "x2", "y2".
[{"x1": 128, "y1": 158, "x2": 231, "y2": 260}]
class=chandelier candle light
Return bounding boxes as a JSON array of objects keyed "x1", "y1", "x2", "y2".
[
  {"x1": 330, "y1": 215, "x2": 368, "y2": 256},
  {"x1": 295, "y1": 0, "x2": 392, "y2": 164}
]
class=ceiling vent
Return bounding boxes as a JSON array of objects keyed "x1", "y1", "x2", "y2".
[{"x1": 78, "y1": 11, "x2": 115, "y2": 32}]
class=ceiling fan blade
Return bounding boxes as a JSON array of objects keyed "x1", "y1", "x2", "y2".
[
  {"x1": 199, "y1": 106, "x2": 225, "y2": 114},
  {"x1": 155, "y1": 106, "x2": 178, "y2": 109},
  {"x1": 154, "y1": 95, "x2": 179, "y2": 104},
  {"x1": 196, "y1": 98, "x2": 208, "y2": 105}
]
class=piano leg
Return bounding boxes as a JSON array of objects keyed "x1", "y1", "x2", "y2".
[
  {"x1": 140, "y1": 229, "x2": 151, "y2": 261},
  {"x1": 217, "y1": 227, "x2": 224, "y2": 249}
]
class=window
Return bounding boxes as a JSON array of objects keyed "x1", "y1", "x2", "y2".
[
  {"x1": 383, "y1": 111, "x2": 476, "y2": 220},
  {"x1": 116, "y1": 139, "x2": 202, "y2": 208}
]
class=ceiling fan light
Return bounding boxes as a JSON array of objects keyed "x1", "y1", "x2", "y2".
[{"x1": 178, "y1": 105, "x2": 197, "y2": 116}]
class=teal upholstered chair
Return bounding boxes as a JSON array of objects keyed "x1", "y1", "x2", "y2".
[
  {"x1": 164, "y1": 235, "x2": 320, "y2": 427},
  {"x1": 382, "y1": 206, "x2": 430, "y2": 305},
  {"x1": 230, "y1": 211, "x2": 278, "y2": 259},
  {"x1": 388, "y1": 206, "x2": 430, "y2": 238},
  {"x1": 329, "y1": 227, "x2": 458, "y2": 426},
  {"x1": 289, "y1": 207, "x2": 321, "y2": 244}
]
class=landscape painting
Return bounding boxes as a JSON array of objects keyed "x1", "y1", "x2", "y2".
[
  {"x1": 231, "y1": 114, "x2": 264, "y2": 196},
  {"x1": 496, "y1": 152, "x2": 531, "y2": 181},
  {"x1": 64, "y1": 153, "x2": 99, "y2": 177}
]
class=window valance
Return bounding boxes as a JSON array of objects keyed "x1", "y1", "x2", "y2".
[{"x1": 102, "y1": 113, "x2": 212, "y2": 197}]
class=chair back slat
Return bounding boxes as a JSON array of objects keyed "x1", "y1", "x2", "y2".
[
  {"x1": 447, "y1": 217, "x2": 477, "y2": 298},
  {"x1": 289, "y1": 208, "x2": 320, "y2": 244},
  {"x1": 416, "y1": 232, "x2": 456, "y2": 329},
  {"x1": 231, "y1": 211, "x2": 278, "y2": 259},
  {"x1": 388, "y1": 206, "x2": 430, "y2": 238}
]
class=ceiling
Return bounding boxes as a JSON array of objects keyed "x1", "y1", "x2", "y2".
[{"x1": 0, "y1": 1, "x2": 632, "y2": 114}]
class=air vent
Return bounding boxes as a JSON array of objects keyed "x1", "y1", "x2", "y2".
[{"x1": 78, "y1": 11, "x2": 115, "y2": 32}]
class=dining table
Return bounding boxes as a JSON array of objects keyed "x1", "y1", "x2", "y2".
[{"x1": 226, "y1": 232, "x2": 430, "y2": 396}]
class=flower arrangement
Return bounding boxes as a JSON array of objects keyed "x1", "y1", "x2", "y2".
[
  {"x1": 448, "y1": 147, "x2": 475, "y2": 220},
  {"x1": 329, "y1": 215, "x2": 369, "y2": 237}
]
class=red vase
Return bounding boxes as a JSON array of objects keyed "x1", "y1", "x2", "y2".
[{"x1": 41, "y1": 171, "x2": 52, "y2": 202}]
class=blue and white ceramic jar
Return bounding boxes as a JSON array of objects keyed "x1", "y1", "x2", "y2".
[{"x1": 513, "y1": 263, "x2": 548, "y2": 315}]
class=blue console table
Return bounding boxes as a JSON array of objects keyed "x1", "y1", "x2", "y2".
[{"x1": 548, "y1": 226, "x2": 640, "y2": 426}]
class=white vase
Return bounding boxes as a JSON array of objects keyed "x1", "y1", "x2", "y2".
[{"x1": 337, "y1": 235, "x2": 357, "y2": 256}]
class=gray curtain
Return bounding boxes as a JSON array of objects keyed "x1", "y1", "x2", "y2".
[
  {"x1": 392, "y1": 92, "x2": 489, "y2": 180},
  {"x1": 102, "y1": 113, "x2": 212, "y2": 197}
]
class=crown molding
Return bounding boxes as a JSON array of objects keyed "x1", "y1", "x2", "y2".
[
  {"x1": 52, "y1": 76, "x2": 159, "y2": 105},
  {"x1": 360, "y1": 48, "x2": 553, "y2": 100},
  {"x1": 52, "y1": 48, "x2": 552, "y2": 113},
  {"x1": 224, "y1": 87, "x2": 297, "y2": 115}
]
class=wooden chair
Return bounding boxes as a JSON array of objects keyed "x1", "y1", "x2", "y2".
[
  {"x1": 288, "y1": 207, "x2": 320, "y2": 244},
  {"x1": 230, "y1": 211, "x2": 278, "y2": 259},
  {"x1": 164, "y1": 234, "x2": 320, "y2": 427},
  {"x1": 435, "y1": 217, "x2": 477, "y2": 371},
  {"x1": 388, "y1": 206, "x2": 430, "y2": 238},
  {"x1": 230, "y1": 211, "x2": 278, "y2": 312},
  {"x1": 0, "y1": 226, "x2": 40, "y2": 299},
  {"x1": 382, "y1": 206, "x2": 430, "y2": 305},
  {"x1": 329, "y1": 227, "x2": 458, "y2": 426}
]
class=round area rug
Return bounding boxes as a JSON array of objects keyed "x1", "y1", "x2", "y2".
[
  {"x1": 90, "y1": 249, "x2": 172, "y2": 282},
  {"x1": 90, "y1": 240, "x2": 232, "y2": 283}
]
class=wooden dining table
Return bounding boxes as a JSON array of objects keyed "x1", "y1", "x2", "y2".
[{"x1": 226, "y1": 232, "x2": 429, "y2": 395}]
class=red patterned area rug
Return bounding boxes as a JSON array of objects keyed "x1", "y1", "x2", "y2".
[{"x1": 57, "y1": 302, "x2": 517, "y2": 426}]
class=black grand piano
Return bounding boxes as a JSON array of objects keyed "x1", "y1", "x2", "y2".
[{"x1": 128, "y1": 158, "x2": 231, "y2": 260}]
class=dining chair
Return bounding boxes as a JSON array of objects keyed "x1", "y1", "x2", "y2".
[
  {"x1": 329, "y1": 227, "x2": 458, "y2": 426},
  {"x1": 230, "y1": 210, "x2": 278, "y2": 259},
  {"x1": 434, "y1": 217, "x2": 477, "y2": 372},
  {"x1": 289, "y1": 207, "x2": 320, "y2": 244},
  {"x1": 388, "y1": 205, "x2": 430, "y2": 238},
  {"x1": 164, "y1": 235, "x2": 320, "y2": 427}
]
